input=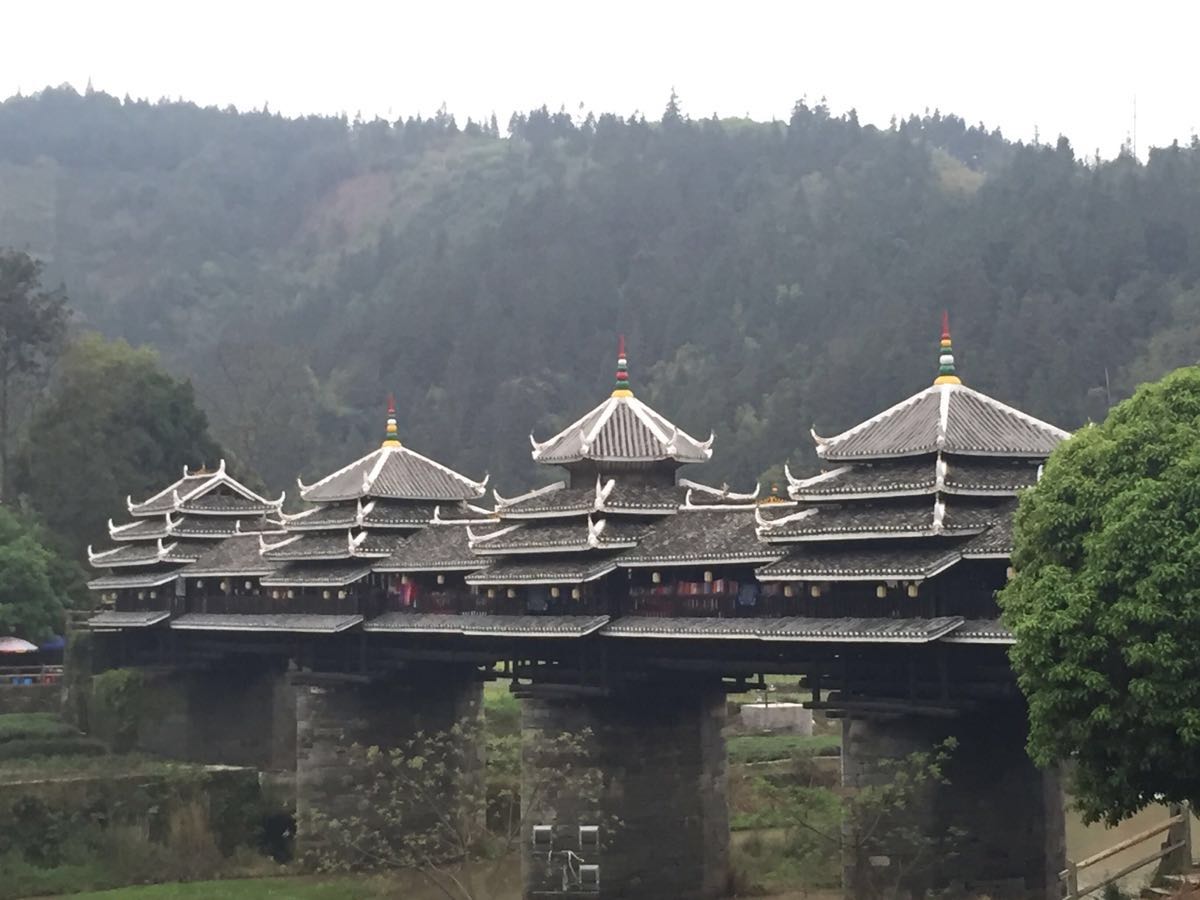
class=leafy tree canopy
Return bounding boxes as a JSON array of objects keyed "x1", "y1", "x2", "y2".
[
  {"x1": 0, "y1": 505, "x2": 82, "y2": 641},
  {"x1": 16, "y1": 333, "x2": 222, "y2": 558},
  {"x1": 1000, "y1": 366, "x2": 1200, "y2": 823}
]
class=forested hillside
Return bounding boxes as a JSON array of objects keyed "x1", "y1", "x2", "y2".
[{"x1": 3, "y1": 86, "x2": 1200, "y2": 494}]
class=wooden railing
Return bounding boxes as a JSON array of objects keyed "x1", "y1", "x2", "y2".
[
  {"x1": 1060, "y1": 803, "x2": 1192, "y2": 898},
  {"x1": 0, "y1": 665, "x2": 65, "y2": 686}
]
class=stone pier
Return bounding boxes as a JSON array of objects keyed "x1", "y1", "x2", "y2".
[
  {"x1": 521, "y1": 685, "x2": 729, "y2": 900},
  {"x1": 842, "y1": 703, "x2": 1065, "y2": 900},
  {"x1": 294, "y1": 667, "x2": 484, "y2": 865},
  {"x1": 121, "y1": 660, "x2": 296, "y2": 771}
]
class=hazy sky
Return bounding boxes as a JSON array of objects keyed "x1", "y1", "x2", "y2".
[{"x1": 5, "y1": 1, "x2": 1197, "y2": 159}]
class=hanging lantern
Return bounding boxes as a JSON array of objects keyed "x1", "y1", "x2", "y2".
[
  {"x1": 810, "y1": 585, "x2": 821, "y2": 598},
  {"x1": 783, "y1": 585, "x2": 794, "y2": 598},
  {"x1": 651, "y1": 571, "x2": 661, "y2": 584},
  {"x1": 338, "y1": 590, "x2": 347, "y2": 600},
  {"x1": 322, "y1": 590, "x2": 331, "y2": 600},
  {"x1": 703, "y1": 570, "x2": 714, "y2": 583},
  {"x1": 550, "y1": 587, "x2": 560, "y2": 598},
  {"x1": 244, "y1": 581, "x2": 253, "y2": 590},
  {"x1": 572, "y1": 587, "x2": 581, "y2": 600},
  {"x1": 487, "y1": 589, "x2": 495, "y2": 599},
  {"x1": 876, "y1": 584, "x2": 887, "y2": 599},
  {"x1": 907, "y1": 583, "x2": 919, "y2": 598},
  {"x1": 436, "y1": 574, "x2": 446, "y2": 585},
  {"x1": 507, "y1": 588, "x2": 517, "y2": 599},
  {"x1": 1006, "y1": 566, "x2": 1016, "y2": 581}
]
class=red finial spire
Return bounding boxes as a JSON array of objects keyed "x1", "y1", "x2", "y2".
[
  {"x1": 941, "y1": 310, "x2": 950, "y2": 341},
  {"x1": 387, "y1": 393, "x2": 396, "y2": 415}
]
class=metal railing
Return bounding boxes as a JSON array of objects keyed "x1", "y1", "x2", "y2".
[
  {"x1": 1060, "y1": 803, "x2": 1192, "y2": 898},
  {"x1": 0, "y1": 664, "x2": 65, "y2": 686}
]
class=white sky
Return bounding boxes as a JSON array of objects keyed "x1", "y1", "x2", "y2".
[{"x1": 4, "y1": 1, "x2": 1198, "y2": 159}]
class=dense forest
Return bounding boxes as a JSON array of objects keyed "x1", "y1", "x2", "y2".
[{"x1": 3, "y1": 86, "x2": 1200, "y2": 496}]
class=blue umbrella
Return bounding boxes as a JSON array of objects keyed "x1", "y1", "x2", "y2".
[{"x1": 38, "y1": 634, "x2": 65, "y2": 652}]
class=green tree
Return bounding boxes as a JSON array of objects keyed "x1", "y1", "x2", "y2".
[
  {"x1": 0, "y1": 506, "x2": 78, "y2": 641},
  {"x1": 0, "y1": 249, "x2": 68, "y2": 500},
  {"x1": 1000, "y1": 366, "x2": 1200, "y2": 824},
  {"x1": 16, "y1": 333, "x2": 223, "y2": 558}
]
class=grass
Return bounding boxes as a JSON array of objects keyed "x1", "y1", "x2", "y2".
[
  {"x1": 0, "y1": 752, "x2": 205, "y2": 782},
  {"x1": 58, "y1": 875, "x2": 389, "y2": 899},
  {"x1": 0, "y1": 712, "x2": 79, "y2": 742},
  {"x1": 728, "y1": 732, "x2": 841, "y2": 765}
]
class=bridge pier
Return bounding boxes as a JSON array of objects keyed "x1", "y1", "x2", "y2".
[
  {"x1": 521, "y1": 685, "x2": 729, "y2": 900},
  {"x1": 110, "y1": 659, "x2": 295, "y2": 770},
  {"x1": 293, "y1": 667, "x2": 484, "y2": 865},
  {"x1": 842, "y1": 704, "x2": 1065, "y2": 900}
]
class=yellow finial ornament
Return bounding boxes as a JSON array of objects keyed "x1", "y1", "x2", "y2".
[{"x1": 382, "y1": 394, "x2": 402, "y2": 447}]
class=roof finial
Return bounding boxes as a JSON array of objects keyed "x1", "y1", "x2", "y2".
[
  {"x1": 382, "y1": 393, "x2": 402, "y2": 447},
  {"x1": 612, "y1": 334, "x2": 633, "y2": 398},
  {"x1": 933, "y1": 311, "x2": 962, "y2": 385}
]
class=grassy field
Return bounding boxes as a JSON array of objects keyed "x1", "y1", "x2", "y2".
[
  {"x1": 728, "y1": 732, "x2": 841, "y2": 764},
  {"x1": 0, "y1": 713, "x2": 79, "y2": 742}
]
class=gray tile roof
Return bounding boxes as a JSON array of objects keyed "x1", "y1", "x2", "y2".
[
  {"x1": 87, "y1": 569, "x2": 183, "y2": 590},
  {"x1": 496, "y1": 479, "x2": 685, "y2": 519},
  {"x1": 259, "y1": 561, "x2": 373, "y2": 587},
  {"x1": 299, "y1": 444, "x2": 486, "y2": 503},
  {"x1": 184, "y1": 534, "x2": 276, "y2": 577},
  {"x1": 618, "y1": 509, "x2": 781, "y2": 567},
  {"x1": 814, "y1": 383, "x2": 1069, "y2": 460},
  {"x1": 261, "y1": 531, "x2": 397, "y2": 561},
  {"x1": 465, "y1": 555, "x2": 619, "y2": 586},
  {"x1": 364, "y1": 613, "x2": 609, "y2": 636},
  {"x1": 88, "y1": 610, "x2": 171, "y2": 629},
  {"x1": 531, "y1": 395, "x2": 712, "y2": 465},
  {"x1": 943, "y1": 457, "x2": 1040, "y2": 494},
  {"x1": 179, "y1": 494, "x2": 278, "y2": 515},
  {"x1": 788, "y1": 460, "x2": 938, "y2": 499},
  {"x1": 170, "y1": 613, "x2": 362, "y2": 633},
  {"x1": 756, "y1": 543, "x2": 961, "y2": 581},
  {"x1": 960, "y1": 519, "x2": 1014, "y2": 557},
  {"x1": 600, "y1": 615, "x2": 964, "y2": 642},
  {"x1": 758, "y1": 498, "x2": 1006, "y2": 543},
  {"x1": 89, "y1": 542, "x2": 200, "y2": 568},
  {"x1": 470, "y1": 520, "x2": 645, "y2": 556},
  {"x1": 374, "y1": 525, "x2": 481, "y2": 572},
  {"x1": 940, "y1": 618, "x2": 1013, "y2": 644}
]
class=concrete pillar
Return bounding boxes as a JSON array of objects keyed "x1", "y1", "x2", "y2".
[
  {"x1": 294, "y1": 669, "x2": 484, "y2": 865},
  {"x1": 521, "y1": 686, "x2": 729, "y2": 900},
  {"x1": 842, "y1": 704, "x2": 1065, "y2": 900}
]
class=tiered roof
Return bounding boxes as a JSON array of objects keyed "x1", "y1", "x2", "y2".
[
  {"x1": 447, "y1": 339, "x2": 732, "y2": 588},
  {"x1": 756, "y1": 315, "x2": 1067, "y2": 611},
  {"x1": 88, "y1": 460, "x2": 283, "y2": 593},
  {"x1": 262, "y1": 398, "x2": 489, "y2": 588}
]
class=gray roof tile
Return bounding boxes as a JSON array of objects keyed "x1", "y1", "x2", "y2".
[
  {"x1": 815, "y1": 384, "x2": 1068, "y2": 460},
  {"x1": 364, "y1": 613, "x2": 609, "y2": 636},
  {"x1": 259, "y1": 561, "x2": 373, "y2": 587},
  {"x1": 465, "y1": 555, "x2": 619, "y2": 586},
  {"x1": 374, "y1": 525, "x2": 480, "y2": 572},
  {"x1": 299, "y1": 444, "x2": 486, "y2": 503},
  {"x1": 756, "y1": 543, "x2": 961, "y2": 581},
  {"x1": 601, "y1": 615, "x2": 964, "y2": 642},
  {"x1": 531, "y1": 395, "x2": 712, "y2": 465},
  {"x1": 88, "y1": 610, "x2": 171, "y2": 629},
  {"x1": 184, "y1": 534, "x2": 276, "y2": 577},
  {"x1": 618, "y1": 509, "x2": 781, "y2": 566},
  {"x1": 170, "y1": 613, "x2": 362, "y2": 633}
]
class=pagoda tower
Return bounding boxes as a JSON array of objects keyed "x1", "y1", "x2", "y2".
[
  {"x1": 754, "y1": 312, "x2": 1067, "y2": 637},
  {"x1": 459, "y1": 337, "x2": 721, "y2": 613},
  {"x1": 88, "y1": 459, "x2": 283, "y2": 622},
  {"x1": 256, "y1": 397, "x2": 489, "y2": 611}
]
